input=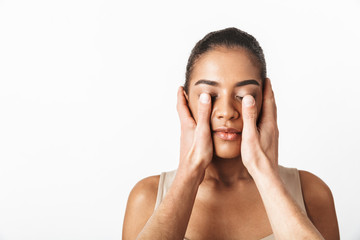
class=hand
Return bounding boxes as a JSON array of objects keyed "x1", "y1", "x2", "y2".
[
  {"x1": 176, "y1": 86, "x2": 213, "y2": 180},
  {"x1": 240, "y1": 78, "x2": 279, "y2": 172}
]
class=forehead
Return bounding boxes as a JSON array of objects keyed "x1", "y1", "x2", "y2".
[{"x1": 190, "y1": 46, "x2": 261, "y2": 87}]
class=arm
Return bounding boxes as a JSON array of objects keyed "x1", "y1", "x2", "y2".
[
  {"x1": 248, "y1": 160, "x2": 325, "y2": 239},
  {"x1": 241, "y1": 78, "x2": 339, "y2": 239},
  {"x1": 249, "y1": 166, "x2": 339, "y2": 239},
  {"x1": 122, "y1": 88, "x2": 213, "y2": 240}
]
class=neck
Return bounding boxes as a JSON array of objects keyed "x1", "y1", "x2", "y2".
[{"x1": 203, "y1": 155, "x2": 253, "y2": 187}]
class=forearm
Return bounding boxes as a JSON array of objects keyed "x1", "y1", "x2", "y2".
[
  {"x1": 249, "y1": 158, "x2": 324, "y2": 240},
  {"x1": 136, "y1": 168, "x2": 202, "y2": 240}
]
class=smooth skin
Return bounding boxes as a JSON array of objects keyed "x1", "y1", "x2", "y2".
[{"x1": 122, "y1": 47, "x2": 339, "y2": 240}]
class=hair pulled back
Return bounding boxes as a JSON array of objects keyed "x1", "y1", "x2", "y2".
[{"x1": 184, "y1": 27, "x2": 266, "y2": 94}]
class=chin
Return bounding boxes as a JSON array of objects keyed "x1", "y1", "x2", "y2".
[{"x1": 213, "y1": 139, "x2": 241, "y2": 159}]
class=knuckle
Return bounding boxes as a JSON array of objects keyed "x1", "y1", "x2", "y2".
[
  {"x1": 197, "y1": 107, "x2": 205, "y2": 116},
  {"x1": 266, "y1": 96, "x2": 275, "y2": 104},
  {"x1": 244, "y1": 111, "x2": 257, "y2": 119},
  {"x1": 198, "y1": 109, "x2": 210, "y2": 120},
  {"x1": 275, "y1": 127, "x2": 279, "y2": 137},
  {"x1": 270, "y1": 125, "x2": 279, "y2": 137},
  {"x1": 181, "y1": 120, "x2": 196, "y2": 130},
  {"x1": 189, "y1": 121, "x2": 197, "y2": 129},
  {"x1": 194, "y1": 125, "x2": 203, "y2": 137}
]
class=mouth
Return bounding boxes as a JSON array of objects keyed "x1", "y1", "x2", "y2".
[{"x1": 213, "y1": 127, "x2": 242, "y2": 141}]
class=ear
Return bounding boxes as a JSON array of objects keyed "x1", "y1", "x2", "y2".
[
  {"x1": 183, "y1": 89, "x2": 195, "y2": 119},
  {"x1": 183, "y1": 89, "x2": 189, "y2": 102}
]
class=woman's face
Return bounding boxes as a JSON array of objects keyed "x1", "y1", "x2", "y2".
[{"x1": 186, "y1": 46, "x2": 263, "y2": 159}]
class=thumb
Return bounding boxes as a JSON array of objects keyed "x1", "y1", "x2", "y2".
[
  {"x1": 242, "y1": 95, "x2": 258, "y2": 137},
  {"x1": 197, "y1": 93, "x2": 212, "y2": 130}
]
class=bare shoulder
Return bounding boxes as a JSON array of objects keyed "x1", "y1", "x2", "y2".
[
  {"x1": 299, "y1": 170, "x2": 340, "y2": 240},
  {"x1": 299, "y1": 170, "x2": 332, "y2": 205},
  {"x1": 127, "y1": 175, "x2": 160, "y2": 208},
  {"x1": 122, "y1": 175, "x2": 160, "y2": 240}
]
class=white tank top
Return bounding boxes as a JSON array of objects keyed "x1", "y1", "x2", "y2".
[{"x1": 154, "y1": 165, "x2": 307, "y2": 240}]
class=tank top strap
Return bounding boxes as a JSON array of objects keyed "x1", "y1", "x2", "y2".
[
  {"x1": 154, "y1": 169, "x2": 177, "y2": 210},
  {"x1": 278, "y1": 165, "x2": 307, "y2": 215}
]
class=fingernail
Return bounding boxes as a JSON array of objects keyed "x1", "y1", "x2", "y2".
[
  {"x1": 243, "y1": 95, "x2": 255, "y2": 107},
  {"x1": 200, "y1": 93, "x2": 210, "y2": 103}
]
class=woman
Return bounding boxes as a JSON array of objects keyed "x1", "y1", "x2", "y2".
[{"x1": 122, "y1": 28, "x2": 339, "y2": 240}]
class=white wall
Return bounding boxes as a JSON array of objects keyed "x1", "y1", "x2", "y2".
[{"x1": 0, "y1": 0, "x2": 359, "y2": 239}]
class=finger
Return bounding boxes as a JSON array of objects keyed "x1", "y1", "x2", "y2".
[
  {"x1": 260, "y1": 78, "x2": 277, "y2": 124},
  {"x1": 242, "y1": 95, "x2": 258, "y2": 138},
  {"x1": 176, "y1": 86, "x2": 196, "y2": 128},
  {"x1": 196, "y1": 93, "x2": 212, "y2": 130}
]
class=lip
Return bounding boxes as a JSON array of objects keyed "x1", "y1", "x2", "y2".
[
  {"x1": 213, "y1": 127, "x2": 241, "y2": 141},
  {"x1": 213, "y1": 127, "x2": 241, "y2": 133}
]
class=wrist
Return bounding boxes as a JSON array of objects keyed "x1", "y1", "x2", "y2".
[
  {"x1": 246, "y1": 152, "x2": 279, "y2": 182},
  {"x1": 177, "y1": 165, "x2": 205, "y2": 186},
  {"x1": 177, "y1": 160, "x2": 207, "y2": 187}
]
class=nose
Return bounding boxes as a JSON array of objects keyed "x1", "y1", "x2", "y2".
[{"x1": 213, "y1": 95, "x2": 240, "y2": 121}]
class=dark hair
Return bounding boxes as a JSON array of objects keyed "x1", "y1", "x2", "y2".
[{"x1": 184, "y1": 27, "x2": 266, "y2": 94}]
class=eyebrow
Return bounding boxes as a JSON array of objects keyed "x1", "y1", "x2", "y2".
[{"x1": 194, "y1": 79, "x2": 260, "y2": 87}]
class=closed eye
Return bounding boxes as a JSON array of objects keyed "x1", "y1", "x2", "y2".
[
  {"x1": 200, "y1": 94, "x2": 250, "y2": 102},
  {"x1": 236, "y1": 96, "x2": 243, "y2": 101},
  {"x1": 237, "y1": 94, "x2": 257, "y2": 101},
  {"x1": 210, "y1": 94, "x2": 218, "y2": 102}
]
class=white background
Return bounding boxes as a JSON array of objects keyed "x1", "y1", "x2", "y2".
[{"x1": 1, "y1": 0, "x2": 359, "y2": 239}]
